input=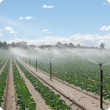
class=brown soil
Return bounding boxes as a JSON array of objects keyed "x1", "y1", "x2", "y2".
[
  {"x1": 16, "y1": 56, "x2": 110, "y2": 110},
  {"x1": 14, "y1": 59, "x2": 51, "y2": 110}
]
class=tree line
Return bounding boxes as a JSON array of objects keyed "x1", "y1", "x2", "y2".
[{"x1": 0, "y1": 41, "x2": 105, "y2": 49}]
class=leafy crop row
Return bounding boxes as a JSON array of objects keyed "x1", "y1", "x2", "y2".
[
  {"x1": 0, "y1": 59, "x2": 10, "y2": 106},
  {"x1": 16, "y1": 59, "x2": 72, "y2": 110},
  {"x1": 0, "y1": 56, "x2": 8, "y2": 70},
  {"x1": 12, "y1": 59, "x2": 36, "y2": 110}
]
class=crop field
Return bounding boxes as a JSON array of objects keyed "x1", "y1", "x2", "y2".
[
  {"x1": 30, "y1": 57, "x2": 110, "y2": 99},
  {"x1": 23, "y1": 49, "x2": 110, "y2": 97},
  {"x1": 0, "y1": 48, "x2": 110, "y2": 110}
]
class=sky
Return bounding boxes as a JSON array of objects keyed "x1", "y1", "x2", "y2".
[{"x1": 0, "y1": 0, "x2": 110, "y2": 48}]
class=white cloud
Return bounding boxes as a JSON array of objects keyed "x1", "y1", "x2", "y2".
[
  {"x1": 10, "y1": 31, "x2": 18, "y2": 33},
  {"x1": 25, "y1": 17, "x2": 32, "y2": 20},
  {"x1": 19, "y1": 17, "x2": 23, "y2": 20},
  {"x1": 6, "y1": 33, "x2": 110, "y2": 48},
  {"x1": 42, "y1": 29, "x2": 48, "y2": 32},
  {"x1": 0, "y1": 30, "x2": 3, "y2": 31},
  {"x1": 33, "y1": 17, "x2": 37, "y2": 19},
  {"x1": 5, "y1": 26, "x2": 13, "y2": 31},
  {"x1": 5, "y1": 26, "x2": 19, "y2": 33},
  {"x1": 42, "y1": 5, "x2": 54, "y2": 8},
  {"x1": 0, "y1": 0, "x2": 3, "y2": 4},
  {"x1": 47, "y1": 31, "x2": 51, "y2": 33},
  {"x1": 25, "y1": 34, "x2": 28, "y2": 36},
  {"x1": 42, "y1": 29, "x2": 51, "y2": 33},
  {"x1": 103, "y1": 2, "x2": 107, "y2": 4},
  {"x1": 107, "y1": 0, "x2": 110, "y2": 3},
  {"x1": 100, "y1": 26, "x2": 110, "y2": 30},
  {"x1": 0, "y1": 33, "x2": 2, "y2": 36}
]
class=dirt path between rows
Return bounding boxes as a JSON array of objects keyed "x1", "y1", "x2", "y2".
[
  {"x1": 16, "y1": 56, "x2": 110, "y2": 110},
  {"x1": 14, "y1": 59, "x2": 51, "y2": 110},
  {"x1": 1, "y1": 58, "x2": 19, "y2": 110}
]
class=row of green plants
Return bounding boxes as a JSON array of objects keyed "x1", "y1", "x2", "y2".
[
  {"x1": 16, "y1": 59, "x2": 72, "y2": 110},
  {"x1": 0, "y1": 51, "x2": 8, "y2": 64},
  {"x1": 25, "y1": 55, "x2": 110, "y2": 100},
  {"x1": 12, "y1": 58, "x2": 36, "y2": 110},
  {"x1": 0, "y1": 55, "x2": 8, "y2": 70},
  {"x1": 0, "y1": 50, "x2": 6, "y2": 59},
  {"x1": 0, "y1": 59, "x2": 10, "y2": 106}
]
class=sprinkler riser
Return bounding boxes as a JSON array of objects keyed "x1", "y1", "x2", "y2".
[
  {"x1": 100, "y1": 69, "x2": 103, "y2": 109},
  {"x1": 50, "y1": 62, "x2": 52, "y2": 80}
]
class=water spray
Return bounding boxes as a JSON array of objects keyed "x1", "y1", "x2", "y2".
[
  {"x1": 23, "y1": 57, "x2": 24, "y2": 63},
  {"x1": 29, "y1": 57, "x2": 30, "y2": 67},
  {"x1": 50, "y1": 60, "x2": 52, "y2": 81},
  {"x1": 36, "y1": 58, "x2": 37, "y2": 72},
  {"x1": 25, "y1": 57, "x2": 26, "y2": 65}
]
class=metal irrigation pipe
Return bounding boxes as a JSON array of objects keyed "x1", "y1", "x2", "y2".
[
  {"x1": 99, "y1": 63, "x2": 103, "y2": 109},
  {"x1": 50, "y1": 60, "x2": 52, "y2": 81}
]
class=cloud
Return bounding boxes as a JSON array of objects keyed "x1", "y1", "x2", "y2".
[
  {"x1": 33, "y1": 17, "x2": 37, "y2": 19},
  {"x1": 6, "y1": 33, "x2": 110, "y2": 48},
  {"x1": 0, "y1": 30, "x2": 3, "y2": 31},
  {"x1": 0, "y1": 33, "x2": 2, "y2": 36},
  {"x1": 5, "y1": 26, "x2": 19, "y2": 33},
  {"x1": 42, "y1": 29, "x2": 48, "y2": 32},
  {"x1": 19, "y1": 17, "x2": 23, "y2": 20},
  {"x1": 42, "y1": 5, "x2": 54, "y2": 8},
  {"x1": 25, "y1": 17, "x2": 32, "y2": 20},
  {"x1": 47, "y1": 31, "x2": 51, "y2": 33},
  {"x1": 0, "y1": 0, "x2": 3, "y2": 4},
  {"x1": 25, "y1": 34, "x2": 28, "y2": 36},
  {"x1": 107, "y1": 0, "x2": 110, "y2": 3},
  {"x1": 42, "y1": 29, "x2": 51, "y2": 33},
  {"x1": 103, "y1": 2, "x2": 107, "y2": 4},
  {"x1": 100, "y1": 26, "x2": 110, "y2": 30},
  {"x1": 10, "y1": 31, "x2": 18, "y2": 33},
  {"x1": 5, "y1": 26, "x2": 13, "y2": 31}
]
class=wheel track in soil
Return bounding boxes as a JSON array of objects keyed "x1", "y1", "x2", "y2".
[{"x1": 16, "y1": 56, "x2": 110, "y2": 110}]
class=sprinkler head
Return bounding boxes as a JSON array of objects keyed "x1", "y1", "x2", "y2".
[{"x1": 99, "y1": 63, "x2": 103, "y2": 69}]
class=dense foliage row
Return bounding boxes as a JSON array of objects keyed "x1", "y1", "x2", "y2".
[
  {"x1": 0, "y1": 55, "x2": 8, "y2": 70},
  {"x1": 0, "y1": 59, "x2": 10, "y2": 106},
  {"x1": 16, "y1": 59, "x2": 72, "y2": 110},
  {"x1": 12, "y1": 58, "x2": 36, "y2": 110},
  {"x1": 0, "y1": 51, "x2": 8, "y2": 64}
]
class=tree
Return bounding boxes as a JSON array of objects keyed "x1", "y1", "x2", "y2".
[
  {"x1": 64, "y1": 43, "x2": 68, "y2": 47},
  {"x1": 12, "y1": 42, "x2": 16, "y2": 47},
  {"x1": 77, "y1": 44, "x2": 80, "y2": 47},
  {"x1": 100, "y1": 43, "x2": 105, "y2": 49},
  {"x1": 69, "y1": 42, "x2": 74, "y2": 48}
]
